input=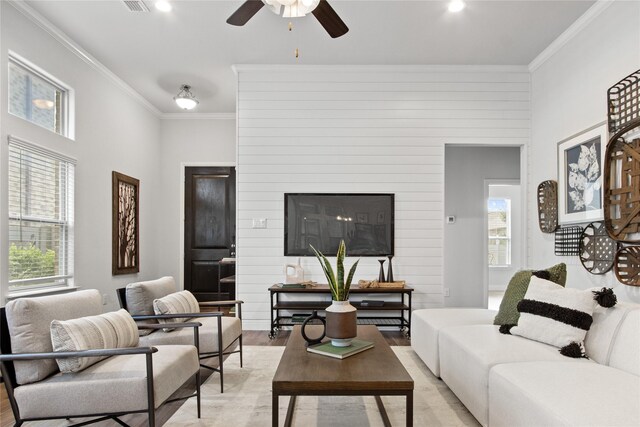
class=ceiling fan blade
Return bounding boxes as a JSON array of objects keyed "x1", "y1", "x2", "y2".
[
  {"x1": 227, "y1": 0, "x2": 265, "y2": 26},
  {"x1": 312, "y1": 0, "x2": 348, "y2": 38}
]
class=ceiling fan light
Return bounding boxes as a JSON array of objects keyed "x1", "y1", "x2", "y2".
[{"x1": 173, "y1": 84, "x2": 199, "y2": 110}]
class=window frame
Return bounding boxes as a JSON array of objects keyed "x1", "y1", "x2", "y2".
[
  {"x1": 487, "y1": 197, "x2": 512, "y2": 267},
  {"x1": 7, "y1": 136, "x2": 76, "y2": 292},
  {"x1": 8, "y1": 52, "x2": 75, "y2": 139}
]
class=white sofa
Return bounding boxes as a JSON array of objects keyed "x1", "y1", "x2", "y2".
[{"x1": 411, "y1": 303, "x2": 640, "y2": 427}]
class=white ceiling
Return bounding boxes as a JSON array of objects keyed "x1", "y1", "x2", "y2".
[{"x1": 24, "y1": 0, "x2": 595, "y2": 114}]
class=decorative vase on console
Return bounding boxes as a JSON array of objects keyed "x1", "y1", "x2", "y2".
[{"x1": 311, "y1": 240, "x2": 360, "y2": 347}]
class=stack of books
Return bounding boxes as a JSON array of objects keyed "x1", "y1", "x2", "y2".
[{"x1": 306, "y1": 339, "x2": 374, "y2": 359}]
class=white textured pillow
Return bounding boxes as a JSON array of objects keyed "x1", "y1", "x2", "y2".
[
  {"x1": 153, "y1": 290, "x2": 200, "y2": 330},
  {"x1": 50, "y1": 309, "x2": 139, "y2": 373},
  {"x1": 510, "y1": 276, "x2": 596, "y2": 357}
]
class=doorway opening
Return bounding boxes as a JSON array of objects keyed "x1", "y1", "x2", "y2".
[{"x1": 485, "y1": 180, "x2": 522, "y2": 310}]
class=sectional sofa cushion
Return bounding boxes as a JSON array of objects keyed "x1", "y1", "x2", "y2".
[
  {"x1": 5, "y1": 290, "x2": 103, "y2": 385},
  {"x1": 439, "y1": 323, "x2": 591, "y2": 426},
  {"x1": 50, "y1": 309, "x2": 139, "y2": 373},
  {"x1": 493, "y1": 263, "x2": 566, "y2": 326},
  {"x1": 510, "y1": 276, "x2": 596, "y2": 356},
  {"x1": 489, "y1": 361, "x2": 640, "y2": 427},
  {"x1": 410, "y1": 308, "x2": 497, "y2": 377}
]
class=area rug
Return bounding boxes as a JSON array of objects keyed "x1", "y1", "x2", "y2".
[{"x1": 166, "y1": 346, "x2": 479, "y2": 426}]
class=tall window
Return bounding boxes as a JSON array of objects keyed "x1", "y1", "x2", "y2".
[
  {"x1": 8, "y1": 138, "x2": 75, "y2": 291},
  {"x1": 488, "y1": 198, "x2": 511, "y2": 266},
  {"x1": 8, "y1": 54, "x2": 69, "y2": 137}
]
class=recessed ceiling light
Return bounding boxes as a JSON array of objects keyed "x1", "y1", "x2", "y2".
[
  {"x1": 155, "y1": 1, "x2": 172, "y2": 12},
  {"x1": 448, "y1": 0, "x2": 465, "y2": 13}
]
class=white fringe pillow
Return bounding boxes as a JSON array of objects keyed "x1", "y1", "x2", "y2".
[
  {"x1": 509, "y1": 276, "x2": 596, "y2": 357},
  {"x1": 50, "y1": 309, "x2": 139, "y2": 373}
]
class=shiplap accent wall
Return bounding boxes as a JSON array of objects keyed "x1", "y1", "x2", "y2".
[{"x1": 235, "y1": 65, "x2": 530, "y2": 330}]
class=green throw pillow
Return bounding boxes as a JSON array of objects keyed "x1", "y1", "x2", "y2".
[{"x1": 493, "y1": 263, "x2": 566, "y2": 326}]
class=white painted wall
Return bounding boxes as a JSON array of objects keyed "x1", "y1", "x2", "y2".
[
  {"x1": 488, "y1": 183, "x2": 522, "y2": 291},
  {"x1": 157, "y1": 117, "x2": 236, "y2": 286},
  {"x1": 0, "y1": 3, "x2": 162, "y2": 309},
  {"x1": 444, "y1": 146, "x2": 521, "y2": 307},
  {"x1": 236, "y1": 65, "x2": 530, "y2": 329},
  {"x1": 528, "y1": 0, "x2": 640, "y2": 303}
]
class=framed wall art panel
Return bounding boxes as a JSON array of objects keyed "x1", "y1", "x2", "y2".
[
  {"x1": 557, "y1": 122, "x2": 607, "y2": 225},
  {"x1": 112, "y1": 171, "x2": 139, "y2": 275}
]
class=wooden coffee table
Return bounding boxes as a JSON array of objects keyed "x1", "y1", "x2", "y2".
[{"x1": 272, "y1": 325, "x2": 414, "y2": 427}]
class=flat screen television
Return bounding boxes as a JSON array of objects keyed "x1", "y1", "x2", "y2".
[{"x1": 284, "y1": 193, "x2": 394, "y2": 256}]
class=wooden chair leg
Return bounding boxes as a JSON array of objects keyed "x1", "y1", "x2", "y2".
[{"x1": 240, "y1": 335, "x2": 243, "y2": 368}]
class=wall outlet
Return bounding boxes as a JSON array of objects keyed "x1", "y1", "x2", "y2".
[
  {"x1": 102, "y1": 294, "x2": 110, "y2": 305},
  {"x1": 252, "y1": 218, "x2": 267, "y2": 229},
  {"x1": 446, "y1": 215, "x2": 456, "y2": 224},
  {"x1": 444, "y1": 287, "x2": 450, "y2": 297}
]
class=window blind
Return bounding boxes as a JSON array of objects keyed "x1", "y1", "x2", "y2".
[{"x1": 8, "y1": 136, "x2": 75, "y2": 290}]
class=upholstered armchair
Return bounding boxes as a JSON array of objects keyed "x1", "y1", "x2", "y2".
[
  {"x1": 117, "y1": 276, "x2": 243, "y2": 393},
  {"x1": 0, "y1": 289, "x2": 201, "y2": 427}
]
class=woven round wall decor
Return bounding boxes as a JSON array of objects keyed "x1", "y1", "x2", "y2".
[
  {"x1": 614, "y1": 246, "x2": 640, "y2": 286},
  {"x1": 537, "y1": 180, "x2": 558, "y2": 233},
  {"x1": 603, "y1": 132, "x2": 640, "y2": 243},
  {"x1": 579, "y1": 222, "x2": 618, "y2": 274}
]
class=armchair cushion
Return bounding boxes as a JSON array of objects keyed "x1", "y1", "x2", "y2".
[
  {"x1": 125, "y1": 276, "x2": 175, "y2": 316},
  {"x1": 139, "y1": 315, "x2": 242, "y2": 353},
  {"x1": 13, "y1": 345, "x2": 198, "y2": 419},
  {"x1": 50, "y1": 309, "x2": 139, "y2": 373},
  {"x1": 5, "y1": 290, "x2": 103, "y2": 385},
  {"x1": 153, "y1": 290, "x2": 200, "y2": 330}
]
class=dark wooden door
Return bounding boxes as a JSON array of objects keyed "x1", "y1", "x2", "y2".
[{"x1": 184, "y1": 167, "x2": 235, "y2": 301}]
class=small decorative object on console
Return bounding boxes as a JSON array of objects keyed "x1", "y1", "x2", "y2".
[
  {"x1": 386, "y1": 255, "x2": 394, "y2": 282},
  {"x1": 378, "y1": 259, "x2": 386, "y2": 282}
]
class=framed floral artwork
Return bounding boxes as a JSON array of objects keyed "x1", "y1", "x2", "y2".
[{"x1": 557, "y1": 122, "x2": 608, "y2": 224}]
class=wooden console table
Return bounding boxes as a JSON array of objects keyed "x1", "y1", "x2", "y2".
[{"x1": 268, "y1": 284, "x2": 413, "y2": 339}]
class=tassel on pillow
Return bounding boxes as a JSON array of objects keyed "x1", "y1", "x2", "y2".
[
  {"x1": 499, "y1": 324, "x2": 515, "y2": 335},
  {"x1": 560, "y1": 342, "x2": 588, "y2": 359},
  {"x1": 592, "y1": 287, "x2": 617, "y2": 308}
]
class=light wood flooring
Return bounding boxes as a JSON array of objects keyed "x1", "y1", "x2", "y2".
[{"x1": 1, "y1": 330, "x2": 410, "y2": 427}]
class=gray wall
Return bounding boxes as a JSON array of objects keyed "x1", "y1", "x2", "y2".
[{"x1": 444, "y1": 146, "x2": 521, "y2": 307}]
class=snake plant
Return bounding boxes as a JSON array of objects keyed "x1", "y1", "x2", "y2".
[{"x1": 310, "y1": 240, "x2": 360, "y2": 301}]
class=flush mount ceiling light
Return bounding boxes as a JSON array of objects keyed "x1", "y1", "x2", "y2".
[
  {"x1": 173, "y1": 84, "x2": 199, "y2": 110},
  {"x1": 155, "y1": 0, "x2": 172, "y2": 12},
  {"x1": 448, "y1": 0, "x2": 466, "y2": 13}
]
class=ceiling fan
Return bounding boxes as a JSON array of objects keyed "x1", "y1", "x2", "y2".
[{"x1": 227, "y1": 0, "x2": 349, "y2": 38}]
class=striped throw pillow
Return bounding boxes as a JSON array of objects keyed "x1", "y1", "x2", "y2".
[
  {"x1": 509, "y1": 276, "x2": 596, "y2": 357},
  {"x1": 50, "y1": 309, "x2": 139, "y2": 373},
  {"x1": 153, "y1": 290, "x2": 200, "y2": 330}
]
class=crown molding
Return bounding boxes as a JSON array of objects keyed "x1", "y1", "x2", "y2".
[
  {"x1": 161, "y1": 113, "x2": 235, "y2": 120},
  {"x1": 232, "y1": 64, "x2": 530, "y2": 74},
  {"x1": 528, "y1": 0, "x2": 615, "y2": 73},
  {"x1": 8, "y1": 0, "x2": 162, "y2": 117}
]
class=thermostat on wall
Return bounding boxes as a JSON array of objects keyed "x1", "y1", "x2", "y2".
[{"x1": 446, "y1": 216, "x2": 456, "y2": 224}]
